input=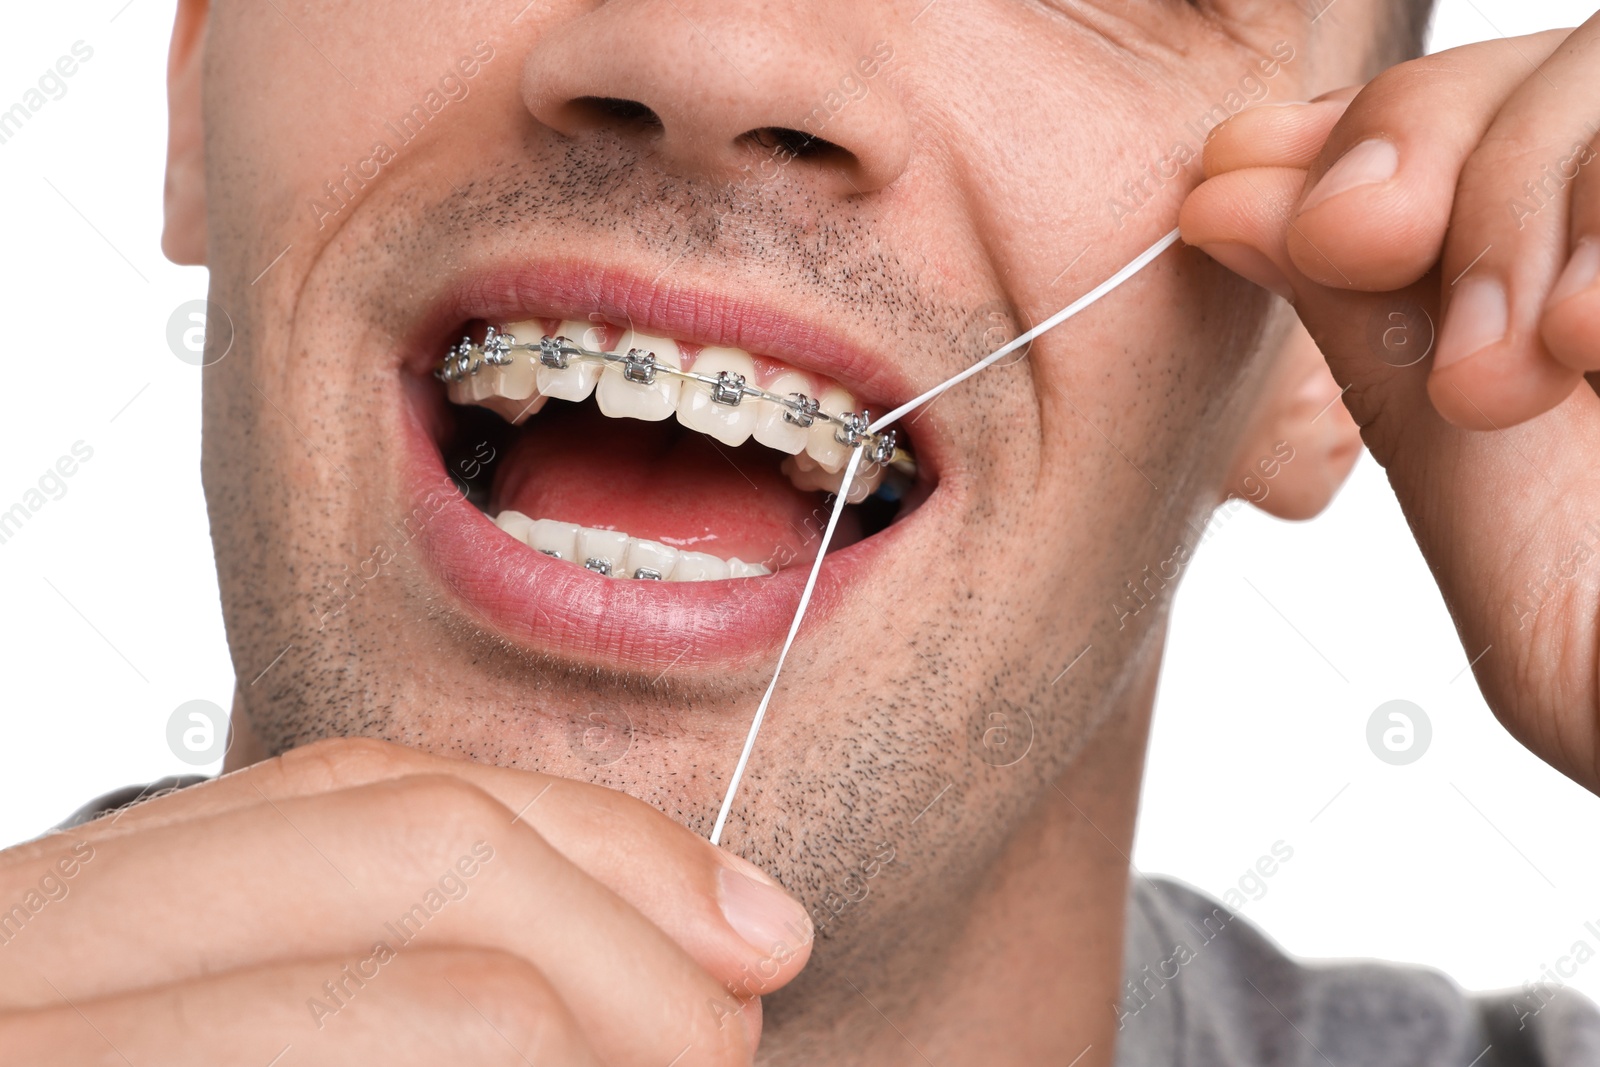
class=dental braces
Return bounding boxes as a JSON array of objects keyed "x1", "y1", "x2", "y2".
[{"x1": 436, "y1": 326, "x2": 913, "y2": 473}]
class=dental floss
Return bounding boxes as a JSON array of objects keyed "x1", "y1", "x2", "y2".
[
  {"x1": 709, "y1": 445, "x2": 865, "y2": 846},
  {"x1": 868, "y1": 228, "x2": 1183, "y2": 433},
  {"x1": 708, "y1": 225, "x2": 1183, "y2": 848}
]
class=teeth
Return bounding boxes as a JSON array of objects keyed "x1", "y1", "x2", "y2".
[
  {"x1": 444, "y1": 323, "x2": 911, "y2": 502},
  {"x1": 528, "y1": 518, "x2": 579, "y2": 561},
  {"x1": 445, "y1": 323, "x2": 549, "y2": 424},
  {"x1": 496, "y1": 513, "x2": 770, "y2": 580},
  {"x1": 677, "y1": 348, "x2": 758, "y2": 446},
  {"x1": 781, "y1": 455, "x2": 884, "y2": 504},
  {"x1": 462, "y1": 370, "x2": 494, "y2": 403},
  {"x1": 806, "y1": 387, "x2": 854, "y2": 473},
  {"x1": 752, "y1": 371, "x2": 811, "y2": 455},
  {"x1": 485, "y1": 328, "x2": 540, "y2": 400},
  {"x1": 494, "y1": 510, "x2": 534, "y2": 542},
  {"x1": 624, "y1": 537, "x2": 680, "y2": 580},
  {"x1": 479, "y1": 393, "x2": 549, "y2": 425},
  {"x1": 536, "y1": 319, "x2": 606, "y2": 401},
  {"x1": 578, "y1": 528, "x2": 631, "y2": 574},
  {"x1": 596, "y1": 330, "x2": 682, "y2": 421},
  {"x1": 671, "y1": 551, "x2": 731, "y2": 581}
]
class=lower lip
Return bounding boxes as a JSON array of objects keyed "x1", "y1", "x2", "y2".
[{"x1": 399, "y1": 388, "x2": 898, "y2": 672}]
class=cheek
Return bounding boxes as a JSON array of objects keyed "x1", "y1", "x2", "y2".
[{"x1": 201, "y1": 0, "x2": 508, "y2": 245}]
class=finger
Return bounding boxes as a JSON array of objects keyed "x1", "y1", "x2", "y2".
[
  {"x1": 1203, "y1": 98, "x2": 1350, "y2": 178},
  {"x1": 1179, "y1": 165, "x2": 1308, "y2": 302},
  {"x1": 2, "y1": 949, "x2": 604, "y2": 1067},
  {"x1": 0, "y1": 776, "x2": 765, "y2": 1066},
  {"x1": 40, "y1": 738, "x2": 813, "y2": 993},
  {"x1": 1428, "y1": 20, "x2": 1600, "y2": 427},
  {"x1": 1287, "y1": 32, "x2": 1568, "y2": 293},
  {"x1": 1539, "y1": 149, "x2": 1600, "y2": 371}
]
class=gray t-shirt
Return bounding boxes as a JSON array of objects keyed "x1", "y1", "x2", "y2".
[
  {"x1": 1118, "y1": 876, "x2": 1600, "y2": 1065},
  {"x1": 60, "y1": 783, "x2": 1600, "y2": 1064}
]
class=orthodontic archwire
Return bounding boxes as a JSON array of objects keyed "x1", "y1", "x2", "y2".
[
  {"x1": 707, "y1": 225, "x2": 1184, "y2": 848},
  {"x1": 436, "y1": 329, "x2": 914, "y2": 476}
]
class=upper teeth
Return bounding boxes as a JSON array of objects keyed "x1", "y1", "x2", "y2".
[{"x1": 438, "y1": 322, "x2": 911, "y2": 500}]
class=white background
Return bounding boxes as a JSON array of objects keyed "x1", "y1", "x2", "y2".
[{"x1": 2, "y1": 0, "x2": 1596, "y2": 1010}]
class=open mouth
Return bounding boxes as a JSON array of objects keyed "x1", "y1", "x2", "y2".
[
  {"x1": 423, "y1": 312, "x2": 932, "y2": 588},
  {"x1": 389, "y1": 262, "x2": 949, "y2": 669}
]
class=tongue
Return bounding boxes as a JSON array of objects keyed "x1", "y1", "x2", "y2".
[{"x1": 490, "y1": 402, "x2": 860, "y2": 568}]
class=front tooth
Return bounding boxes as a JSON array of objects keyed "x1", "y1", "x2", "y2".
[
  {"x1": 596, "y1": 331, "x2": 682, "y2": 422},
  {"x1": 494, "y1": 510, "x2": 533, "y2": 543},
  {"x1": 624, "y1": 538, "x2": 680, "y2": 580},
  {"x1": 677, "y1": 348, "x2": 758, "y2": 446},
  {"x1": 670, "y1": 551, "x2": 730, "y2": 581},
  {"x1": 752, "y1": 371, "x2": 811, "y2": 455},
  {"x1": 536, "y1": 319, "x2": 605, "y2": 402},
  {"x1": 727, "y1": 558, "x2": 772, "y2": 578},
  {"x1": 806, "y1": 387, "x2": 854, "y2": 473},
  {"x1": 528, "y1": 519, "x2": 579, "y2": 561},
  {"x1": 578, "y1": 527, "x2": 630, "y2": 576}
]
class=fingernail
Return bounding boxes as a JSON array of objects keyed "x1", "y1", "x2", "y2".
[
  {"x1": 1201, "y1": 242, "x2": 1296, "y2": 302},
  {"x1": 1434, "y1": 275, "x2": 1508, "y2": 371},
  {"x1": 717, "y1": 867, "x2": 810, "y2": 955},
  {"x1": 1299, "y1": 138, "x2": 1398, "y2": 214},
  {"x1": 1549, "y1": 238, "x2": 1600, "y2": 308}
]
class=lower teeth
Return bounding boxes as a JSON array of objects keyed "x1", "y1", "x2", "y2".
[{"x1": 494, "y1": 510, "x2": 772, "y2": 582}]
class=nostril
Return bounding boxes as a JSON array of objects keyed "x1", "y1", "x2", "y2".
[
  {"x1": 565, "y1": 95, "x2": 664, "y2": 133},
  {"x1": 743, "y1": 127, "x2": 852, "y2": 165}
]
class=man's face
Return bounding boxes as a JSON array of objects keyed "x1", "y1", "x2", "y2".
[{"x1": 191, "y1": 0, "x2": 1354, "y2": 981}]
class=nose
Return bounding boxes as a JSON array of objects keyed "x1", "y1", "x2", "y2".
[{"x1": 521, "y1": 1, "x2": 910, "y2": 195}]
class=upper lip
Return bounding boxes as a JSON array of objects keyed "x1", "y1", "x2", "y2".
[{"x1": 404, "y1": 256, "x2": 922, "y2": 420}]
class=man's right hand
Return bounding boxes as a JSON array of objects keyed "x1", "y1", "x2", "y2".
[{"x1": 0, "y1": 738, "x2": 814, "y2": 1065}]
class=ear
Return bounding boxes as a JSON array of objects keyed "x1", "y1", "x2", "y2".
[
  {"x1": 1226, "y1": 315, "x2": 1363, "y2": 520},
  {"x1": 162, "y1": 0, "x2": 208, "y2": 266}
]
